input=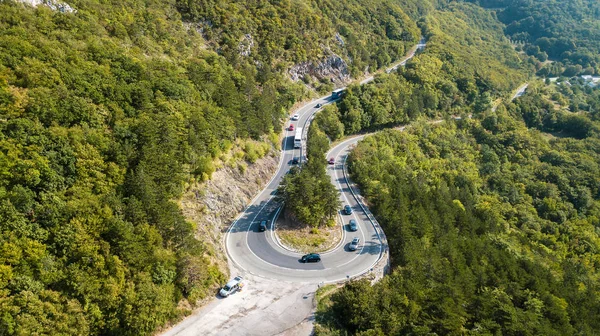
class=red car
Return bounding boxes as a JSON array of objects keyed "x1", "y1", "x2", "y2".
[
  {"x1": 289, "y1": 124, "x2": 294, "y2": 131},
  {"x1": 328, "y1": 157, "x2": 335, "y2": 164}
]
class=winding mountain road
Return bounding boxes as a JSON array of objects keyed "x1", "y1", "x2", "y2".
[
  {"x1": 162, "y1": 39, "x2": 425, "y2": 336},
  {"x1": 512, "y1": 82, "x2": 529, "y2": 100},
  {"x1": 163, "y1": 35, "x2": 530, "y2": 334},
  {"x1": 225, "y1": 38, "x2": 426, "y2": 283}
]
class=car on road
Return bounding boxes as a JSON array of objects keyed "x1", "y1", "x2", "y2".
[
  {"x1": 291, "y1": 157, "x2": 299, "y2": 164},
  {"x1": 219, "y1": 276, "x2": 243, "y2": 297},
  {"x1": 289, "y1": 124, "x2": 294, "y2": 131},
  {"x1": 349, "y1": 237, "x2": 360, "y2": 251},
  {"x1": 344, "y1": 205, "x2": 352, "y2": 215},
  {"x1": 315, "y1": 103, "x2": 322, "y2": 108},
  {"x1": 291, "y1": 114, "x2": 300, "y2": 121},
  {"x1": 259, "y1": 220, "x2": 267, "y2": 232},
  {"x1": 328, "y1": 157, "x2": 335, "y2": 164},
  {"x1": 348, "y1": 219, "x2": 358, "y2": 232},
  {"x1": 300, "y1": 253, "x2": 321, "y2": 263}
]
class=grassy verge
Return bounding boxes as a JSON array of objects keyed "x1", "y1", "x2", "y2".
[
  {"x1": 313, "y1": 284, "x2": 343, "y2": 335},
  {"x1": 276, "y1": 214, "x2": 342, "y2": 253},
  {"x1": 277, "y1": 225, "x2": 341, "y2": 253}
]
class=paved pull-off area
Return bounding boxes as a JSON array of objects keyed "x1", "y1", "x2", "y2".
[
  {"x1": 161, "y1": 39, "x2": 426, "y2": 336},
  {"x1": 162, "y1": 271, "x2": 317, "y2": 336}
]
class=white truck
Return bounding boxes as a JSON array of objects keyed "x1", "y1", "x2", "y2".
[{"x1": 294, "y1": 127, "x2": 303, "y2": 149}]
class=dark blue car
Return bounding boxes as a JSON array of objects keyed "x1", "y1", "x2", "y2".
[
  {"x1": 259, "y1": 220, "x2": 267, "y2": 232},
  {"x1": 348, "y1": 219, "x2": 358, "y2": 232}
]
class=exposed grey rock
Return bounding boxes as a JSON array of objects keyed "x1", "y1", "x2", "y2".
[
  {"x1": 335, "y1": 32, "x2": 345, "y2": 47},
  {"x1": 289, "y1": 53, "x2": 350, "y2": 83},
  {"x1": 238, "y1": 34, "x2": 254, "y2": 57},
  {"x1": 16, "y1": 0, "x2": 76, "y2": 13},
  {"x1": 180, "y1": 152, "x2": 279, "y2": 271}
]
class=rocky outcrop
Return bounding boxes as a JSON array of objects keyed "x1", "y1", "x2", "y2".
[
  {"x1": 335, "y1": 32, "x2": 345, "y2": 47},
  {"x1": 238, "y1": 34, "x2": 254, "y2": 57},
  {"x1": 289, "y1": 53, "x2": 350, "y2": 83},
  {"x1": 16, "y1": 0, "x2": 76, "y2": 12},
  {"x1": 179, "y1": 152, "x2": 279, "y2": 272}
]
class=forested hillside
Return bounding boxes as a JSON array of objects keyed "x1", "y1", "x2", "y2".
[
  {"x1": 315, "y1": 1, "x2": 527, "y2": 140},
  {"x1": 467, "y1": 0, "x2": 600, "y2": 76},
  {"x1": 315, "y1": 2, "x2": 600, "y2": 335},
  {"x1": 176, "y1": 0, "x2": 420, "y2": 78},
  {"x1": 511, "y1": 81, "x2": 598, "y2": 139},
  {"x1": 1, "y1": 0, "x2": 597, "y2": 333},
  {"x1": 0, "y1": 0, "x2": 418, "y2": 334},
  {"x1": 279, "y1": 1, "x2": 527, "y2": 231},
  {"x1": 316, "y1": 89, "x2": 600, "y2": 334}
]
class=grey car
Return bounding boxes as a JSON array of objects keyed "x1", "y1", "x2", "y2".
[
  {"x1": 349, "y1": 237, "x2": 360, "y2": 251},
  {"x1": 348, "y1": 219, "x2": 357, "y2": 232}
]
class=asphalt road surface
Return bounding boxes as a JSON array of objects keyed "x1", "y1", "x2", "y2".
[{"x1": 225, "y1": 39, "x2": 426, "y2": 283}]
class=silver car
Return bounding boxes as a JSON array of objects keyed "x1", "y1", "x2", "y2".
[
  {"x1": 219, "y1": 276, "x2": 243, "y2": 297},
  {"x1": 349, "y1": 237, "x2": 360, "y2": 251}
]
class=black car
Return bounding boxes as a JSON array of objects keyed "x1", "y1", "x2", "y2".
[
  {"x1": 301, "y1": 253, "x2": 321, "y2": 263},
  {"x1": 344, "y1": 205, "x2": 352, "y2": 215},
  {"x1": 291, "y1": 157, "x2": 299, "y2": 164},
  {"x1": 315, "y1": 103, "x2": 322, "y2": 108},
  {"x1": 348, "y1": 219, "x2": 358, "y2": 232},
  {"x1": 259, "y1": 220, "x2": 267, "y2": 232}
]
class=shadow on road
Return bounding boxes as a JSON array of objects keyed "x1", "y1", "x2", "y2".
[
  {"x1": 224, "y1": 198, "x2": 282, "y2": 234},
  {"x1": 359, "y1": 238, "x2": 382, "y2": 256},
  {"x1": 335, "y1": 176, "x2": 354, "y2": 195}
]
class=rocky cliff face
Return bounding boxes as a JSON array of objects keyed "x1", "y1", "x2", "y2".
[
  {"x1": 16, "y1": 0, "x2": 76, "y2": 12},
  {"x1": 238, "y1": 34, "x2": 254, "y2": 57},
  {"x1": 289, "y1": 53, "x2": 350, "y2": 84},
  {"x1": 179, "y1": 153, "x2": 280, "y2": 274}
]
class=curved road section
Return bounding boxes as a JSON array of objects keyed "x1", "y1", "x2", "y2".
[{"x1": 225, "y1": 39, "x2": 425, "y2": 283}]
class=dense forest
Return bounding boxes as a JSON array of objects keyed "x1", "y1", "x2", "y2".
[
  {"x1": 316, "y1": 85, "x2": 600, "y2": 334},
  {"x1": 175, "y1": 0, "x2": 420, "y2": 77},
  {"x1": 510, "y1": 81, "x2": 598, "y2": 139},
  {"x1": 278, "y1": 123, "x2": 340, "y2": 229},
  {"x1": 467, "y1": 0, "x2": 600, "y2": 76},
  {"x1": 311, "y1": 1, "x2": 528, "y2": 142},
  {"x1": 314, "y1": 2, "x2": 600, "y2": 335},
  {"x1": 1, "y1": 0, "x2": 599, "y2": 333},
  {"x1": 0, "y1": 0, "x2": 418, "y2": 334},
  {"x1": 279, "y1": 1, "x2": 528, "y2": 228}
]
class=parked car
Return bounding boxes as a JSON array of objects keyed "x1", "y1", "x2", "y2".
[
  {"x1": 291, "y1": 114, "x2": 300, "y2": 121},
  {"x1": 344, "y1": 205, "x2": 352, "y2": 215},
  {"x1": 300, "y1": 253, "x2": 321, "y2": 263},
  {"x1": 348, "y1": 219, "x2": 358, "y2": 232},
  {"x1": 219, "y1": 276, "x2": 243, "y2": 297},
  {"x1": 291, "y1": 157, "x2": 300, "y2": 164},
  {"x1": 328, "y1": 157, "x2": 335, "y2": 164},
  {"x1": 349, "y1": 237, "x2": 360, "y2": 251},
  {"x1": 315, "y1": 103, "x2": 322, "y2": 108},
  {"x1": 259, "y1": 220, "x2": 267, "y2": 232},
  {"x1": 289, "y1": 124, "x2": 294, "y2": 131}
]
